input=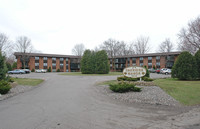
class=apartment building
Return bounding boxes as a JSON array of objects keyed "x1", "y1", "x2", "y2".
[{"x1": 14, "y1": 51, "x2": 181, "y2": 72}]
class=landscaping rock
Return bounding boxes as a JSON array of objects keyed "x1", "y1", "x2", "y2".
[{"x1": 98, "y1": 85, "x2": 181, "y2": 107}]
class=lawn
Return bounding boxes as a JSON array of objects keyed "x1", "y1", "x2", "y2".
[
  {"x1": 13, "y1": 78, "x2": 44, "y2": 86},
  {"x1": 60, "y1": 72, "x2": 123, "y2": 76},
  {"x1": 154, "y1": 78, "x2": 200, "y2": 106}
]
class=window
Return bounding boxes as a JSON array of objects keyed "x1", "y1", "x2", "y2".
[
  {"x1": 43, "y1": 63, "x2": 47, "y2": 66},
  {"x1": 148, "y1": 57, "x2": 152, "y2": 60},
  {"x1": 43, "y1": 57, "x2": 47, "y2": 60},
  {"x1": 60, "y1": 63, "x2": 63, "y2": 69},
  {"x1": 115, "y1": 59, "x2": 118, "y2": 63},
  {"x1": 148, "y1": 63, "x2": 152, "y2": 67},
  {"x1": 35, "y1": 63, "x2": 39, "y2": 69},
  {"x1": 156, "y1": 62, "x2": 160, "y2": 66},
  {"x1": 52, "y1": 57, "x2": 56, "y2": 63},
  {"x1": 156, "y1": 56, "x2": 160, "y2": 60},
  {"x1": 66, "y1": 58, "x2": 68, "y2": 64},
  {"x1": 52, "y1": 63, "x2": 56, "y2": 69},
  {"x1": 35, "y1": 57, "x2": 39, "y2": 60},
  {"x1": 115, "y1": 64, "x2": 118, "y2": 68},
  {"x1": 66, "y1": 64, "x2": 69, "y2": 69},
  {"x1": 35, "y1": 63, "x2": 39, "y2": 66},
  {"x1": 132, "y1": 58, "x2": 136, "y2": 63},
  {"x1": 140, "y1": 63, "x2": 143, "y2": 67},
  {"x1": 140, "y1": 57, "x2": 143, "y2": 63},
  {"x1": 148, "y1": 57, "x2": 152, "y2": 63},
  {"x1": 43, "y1": 63, "x2": 47, "y2": 69}
]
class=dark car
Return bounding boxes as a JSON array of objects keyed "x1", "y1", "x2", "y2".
[{"x1": 8, "y1": 69, "x2": 26, "y2": 74}]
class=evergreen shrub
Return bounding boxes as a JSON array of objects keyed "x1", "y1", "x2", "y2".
[
  {"x1": 109, "y1": 82, "x2": 141, "y2": 93},
  {"x1": 0, "y1": 80, "x2": 11, "y2": 94},
  {"x1": 31, "y1": 68, "x2": 35, "y2": 72},
  {"x1": 195, "y1": 50, "x2": 200, "y2": 78},
  {"x1": 47, "y1": 67, "x2": 51, "y2": 72},
  {"x1": 172, "y1": 51, "x2": 198, "y2": 80}
]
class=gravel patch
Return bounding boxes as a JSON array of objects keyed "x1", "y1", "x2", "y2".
[
  {"x1": 0, "y1": 85, "x2": 35, "y2": 101},
  {"x1": 98, "y1": 85, "x2": 181, "y2": 107}
]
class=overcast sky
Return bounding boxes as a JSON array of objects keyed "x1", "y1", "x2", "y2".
[{"x1": 0, "y1": 0, "x2": 200, "y2": 55}]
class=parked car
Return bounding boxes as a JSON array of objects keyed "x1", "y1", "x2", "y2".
[
  {"x1": 156, "y1": 69, "x2": 160, "y2": 74},
  {"x1": 35, "y1": 69, "x2": 47, "y2": 73},
  {"x1": 148, "y1": 68, "x2": 156, "y2": 73},
  {"x1": 7, "y1": 69, "x2": 26, "y2": 74},
  {"x1": 22, "y1": 69, "x2": 31, "y2": 74},
  {"x1": 161, "y1": 68, "x2": 171, "y2": 75}
]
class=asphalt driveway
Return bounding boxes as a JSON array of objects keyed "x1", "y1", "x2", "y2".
[{"x1": 0, "y1": 73, "x2": 199, "y2": 129}]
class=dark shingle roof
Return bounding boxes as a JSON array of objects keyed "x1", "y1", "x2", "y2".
[{"x1": 14, "y1": 52, "x2": 80, "y2": 58}]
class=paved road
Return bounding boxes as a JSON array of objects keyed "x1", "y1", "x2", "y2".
[{"x1": 0, "y1": 73, "x2": 199, "y2": 129}]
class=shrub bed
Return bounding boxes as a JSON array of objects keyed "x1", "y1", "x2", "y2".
[
  {"x1": 109, "y1": 82, "x2": 141, "y2": 93},
  {"x1": 117, "y1": 76, "x2": 153, "y2": 82},
  {"x1": 0, "y1": 80, "x2": 11, "y2": 94}
]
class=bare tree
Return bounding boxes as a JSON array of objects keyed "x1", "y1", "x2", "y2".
[
  {"x1": 158, "y1": 38, "x2": 174, "y2": 52},
  {"x1": 15, "y1": 36, "x2": 33, "y2": 69},
  {"x1": 134, "y1": 36, "x2": 150, "y2": 54},
  {"x1": 0, "y1": 32, "x2": 12, "y2": 55},
  {"x1": 116, "y1": 41, "x2": 135, "y2": 56},
  {"x1": 178, "y1": 16, "x2": 200, "y2": 54},
  {"x1": 72, "y1": 43, "x2": 85, "y2": 56}
]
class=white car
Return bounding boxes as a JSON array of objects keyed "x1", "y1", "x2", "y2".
[
  {"x1": 161, "y1": 68, "x2": 171, "y2": 75},
  {"x1": 35, "y1": 69, "x2": 47, "y2": 73}
]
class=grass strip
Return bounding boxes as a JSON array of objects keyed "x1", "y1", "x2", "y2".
[{"x1": 13, "y1": 78, "x2": 44, "y2": 86}]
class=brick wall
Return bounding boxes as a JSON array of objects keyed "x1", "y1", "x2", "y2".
[
  {"x1": 29, "y1": 57, "x2": 35, "y2": 70},
  {"x1": 152, "y1": 57, "x2": 156, "y2": 68},
  {"x1": 17, "y1": 56, "x2": 22, "y2": 69},
  {"x1": 160, "y1": 56, "x2": 166, "y2": 68},
  {"x1": 39, "y1": 57, "x2": 43, "y2": 69},
  {"x1": 47, "y1": 58, "x2": 52, "y2": 72},
  {"x1": 56, "y1": 58, "x2": 60, "y2": 71}
]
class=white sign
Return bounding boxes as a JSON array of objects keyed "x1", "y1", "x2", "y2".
[{"x1": 123, "y1": 66, "x2": 146, "y2": 78}]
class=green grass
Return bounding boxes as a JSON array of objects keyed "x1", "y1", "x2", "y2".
[
  {"x1": 13, "y1": 78, "x2": 44, "y2": 86},
  {"x1": 59, "y1": 72, "x2": 123, "y2": 76},
  {"x1": 154, "y1": 78, "x2": 200, "y2": 106}
]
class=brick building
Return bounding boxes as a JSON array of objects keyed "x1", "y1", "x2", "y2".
[{"x1": 14, "y1": 51, "x2": 181, "y2": 72}]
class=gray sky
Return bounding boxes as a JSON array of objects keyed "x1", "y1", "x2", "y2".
[{"x1": 0, "y1": 0, "x2": 200, "y2": 55}]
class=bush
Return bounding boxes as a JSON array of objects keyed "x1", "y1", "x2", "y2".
[
  {"x1": 6, "y1": 62, "x2": 12, "y2": 71},
  {"x1": 56, "y1": 69, "x2": 60, "y2": 72},
  {"x1": 95, "y1": 50, "x2": 110, "y2": 74},
  {"x1": 144, "y1": 66, "x2": 150, "y2": 77},
  {"x1": 172, "y1": 51, "x2": 198, "y2": 80},
  {"x1": 47, "y1": 67, "x2": 51, "y2": 72},
  {"x1": 0, "y1": 53, "x2": 7, "y2": 80},
  {"x1": 109, "y1": 82, "x2": 141, "y2": 93},
  {"x1": 0, "y1": 80, "x2": 11, "y2": 94},
  {"x1": 142, "y1": 77, "x2": 154, "y2": 82},
  {"x1": 117, "y1": 76, "x2": 138, "y2": 81},
  {"x1": 81, "y1": 50, "x2": 110, "y2": 74},
  {"x1": 5, "y1": 76, "x2": 14, "y2": 83},
  {"x1": 31, "y1": 68, "x2": 35, "y2": 72}
]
